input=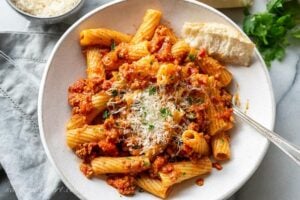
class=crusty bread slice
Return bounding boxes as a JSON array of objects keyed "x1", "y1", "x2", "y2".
[{"x1": 182, "y1": 22, "x2": 255, "y2": 66}]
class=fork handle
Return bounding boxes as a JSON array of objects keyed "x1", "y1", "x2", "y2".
[{"x1": 233, "y1": 107, "x2": 300, "y2": 166}]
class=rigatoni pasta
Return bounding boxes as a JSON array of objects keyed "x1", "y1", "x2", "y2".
[
  {"x1": 86, "y1": 47, "x2": 106, "y2": 79},
  {"x1": 131, "y1": 9, "x2": 162, "y2": 44},
  {"x1": 80, "y1": 28, "x2": 132, "y2": 46},
  {"x1": 67, "y1": 125, "x2": 106, "y2": 149},
  {"x1": 91, "y1": 156, "x2": 150, "y2": 174},
  {"x1": 198, "y1": 55, "x2": 233, "y2": 87},
  {"x1": 171, "y1": 40, "x2": 190, "y2": 60},
  {"x1": 136, "y1": 175, "x2": 171, "y2": 199},
  {"x1": 182, "y1": 130, "x2": 210, "y2": 155},
  {"x1": 66, "y1": 9, "x2": 236, "y2": 199},
  {"x1": 212, "y1": 132, "x2": 231, "y2": 161},
  {"x1": 159, "y1": 157, "x2": 212, "y2": 186}
]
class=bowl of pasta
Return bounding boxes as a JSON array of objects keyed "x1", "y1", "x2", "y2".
[{"x1": 38, "y1": 0, "x2": 275, "y2": 199}]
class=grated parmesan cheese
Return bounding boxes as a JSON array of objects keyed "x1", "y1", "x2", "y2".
[
  {"x1": 11, "y1": 0, "x2": 81, "y2": 17},
  {"x1": 126, "y1": 89, "x2": 176, "y2": 154}
]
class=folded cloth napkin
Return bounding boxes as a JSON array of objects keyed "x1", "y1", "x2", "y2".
[
  {"x1": 0, "y1": 32, "x2": 61, "y2": 200},
  {"x1": 0, "y1": 1, "x2": 300, "y2": 200}
]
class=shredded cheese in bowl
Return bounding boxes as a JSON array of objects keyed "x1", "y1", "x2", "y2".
[{"x1": 11, "y1": 0, "x2": 81, "y2": 17}]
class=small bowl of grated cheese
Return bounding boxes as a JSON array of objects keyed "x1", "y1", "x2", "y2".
[{"x1": 6, "y1": 0, "x2": 85, "y2": 24}]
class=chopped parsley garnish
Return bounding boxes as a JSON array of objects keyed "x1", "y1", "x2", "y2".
[
  {"x1": 102, "y1": 110, "x2": 109, "y2": 119},
  {"x1": 243, "y1": 0, "x2": 300, "y2": 67},
  {"x1": 160, "y1": 108, "x2": 172, "y2": 118},
  {"x1": 143, "y1": 160, "x2": 151, "y2": 167},
  {"x1": 132, "y1": 144, "x2": 141, "y2": 149},
  {"x1": 220, "y1": 138, "x2": 225, "y2": 144},
  {"x1": 148, "y1": 85, "x2": 156, "y2": 95},
  {"x1": 148, "y1": 124, "x2": 155, "y2": 131},
  {"x1": 187, "y1": 96, "x2": 193, "y2": 104},
  {"x1": 187, "y1": 96, "x2": 204, "y2": 105},
  {"x1": 110, "y1": 40, "x2": 116, "y2": 51},
  {"x1": 186, "y1": 112, "x2": 196, "y2": 120},
  {"x1": 195, "y1": 97, "x2": 204, "y2": 104},
  {"x1": 188, "y1": 53, "x2": 196, "y2": 62},
  {"x1": 182, "y1": 172, "x2": 186, "y2": 176},
  {"x1": 138, "y1": 188, "x2": 144, "y2": 192},
  {"x1": 111, "y1": 89, "x2": 118, "y2": 97}
]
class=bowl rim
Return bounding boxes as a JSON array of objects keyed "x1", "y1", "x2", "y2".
[
  {"x1": 38, "y1": 0, "x2": 276, "y2": 199},
  {"x1": 6, "y1": 0, "x2": 84, "y2": 20}
]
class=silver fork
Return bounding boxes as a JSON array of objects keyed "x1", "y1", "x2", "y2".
[{"x1": 233, "y1": 106, "x2": 300, "y2": 166}]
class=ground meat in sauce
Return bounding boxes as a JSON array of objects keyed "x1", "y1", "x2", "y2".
[
  {"x1": 204, "y1": 134, "x2": 211, "y2": 143},
  {"x1": 80, "y1": 163, "x2": 93, "y2": 178},
  {"x1": 179, "y1": 144, "x2": 193, "y2": 158},
  {"x1": 160, "y1": 163, "x2": 174, "y2": 174},
  {"x1": 98, "y1": 140, "x2": 119, "y2": 156},
  {"x1": 75, "y1": 142, "x2": 100, "y2": 162},
  {"x1": 68, "y1": 78, "x2": 103, "y2": 94},
  {"x1": 196, "y1": 178, "x2": 204, "y2": 186},
  {"x1": 149, "y1": 156, "x2": 168, "y2": 178},
  {"x1": 155, "y1": 37, "x2": 174, "y2": 62},
  {"x1": 212, "y1": 162, "x2": 223, "y2": 170},
  {"x1": 68, "y1": 78, "x2": 103, "y2": 114},
  {"x1": 219, "y1": 108, "x2": 233, "y2": 121},
  {"x1": 119, "y1": 63, "x2": 156, "y2": 90},
  {"x1": 107, "y1": 175, "x2": 136, "y2": 195},
  {"x1": 187, "y1": 122, "x2": 200, "y2": 132},
  {"x1": 68, "y1": 93, "x2": 93, "y2": 114},
  {"x1": 149, "y1": 25, "x2": 170, "y2": 53}
]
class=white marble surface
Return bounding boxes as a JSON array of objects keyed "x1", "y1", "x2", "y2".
[
  {"x1": 0, "y1": 0, "x2": 299, "y2": 200},
  {"x1": 0, "y1": 2, "x2": 29, "y2": 32}
]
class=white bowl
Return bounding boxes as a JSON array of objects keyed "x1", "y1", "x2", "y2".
[
  {"x1": 38, "y1": 0, "x2": 276, "y2": 199},
  {"x1": 6, "y1": 0, "x2": 85, "y2": 24}
]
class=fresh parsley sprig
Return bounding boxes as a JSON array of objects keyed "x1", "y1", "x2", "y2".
[
  {"x1": 243, "y1": 0, "x2": 300, "y2": 67},
  {"x1": 160, "y1": 107, "x2": 172, "y2": 118}
]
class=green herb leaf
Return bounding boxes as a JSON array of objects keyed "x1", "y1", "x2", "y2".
[
  {"x1": 186, "y1": 112, "x2": 196, "y2": 120},
  {"x1": 187, "y1": 96, "x2": 193, "y2": 105},
  {"x1": 111, "y1": 40, "x2": 116, "y2": 51},
  {"x1": 132, "y1": 144, "x2": 141, "y2": 149},
  {"x1": 291, "y1": 26, "x2": 300, "y2": 38},
  {"x1": 188, "y1": 53, "x2": 196, "y2": 62},
  {"x1": 243, "y1": 0, "x2": 300, "y2": 67},
  {"x1": 143, "y1": 160, "x2": 151, "y2": 167},
  {"x1": 267, "y1": 0, "x2": 284, "y2": 14},
  {"x1": 102, "y1": 110, "x2": 109, "y2": 119},
  {"x1": 160, "y1": 108, "x2": 172, "y2": 118},
  {"x1": 148, "y1": 124, "x2": 155, "y2": 131},
  {"x1": 148, "y1": 85, "x2": 156, "y2": 95},
  {"x1": 187, "y1": 96, "x2": 204, "y2": 105},
  {"x1": 111, "y1": 89, "x2": 118, "y2": 97}
]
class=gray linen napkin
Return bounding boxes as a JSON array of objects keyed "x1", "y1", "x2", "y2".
[{"x1": 0, "y1": 32, "x2": 61, "y2": 200}]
